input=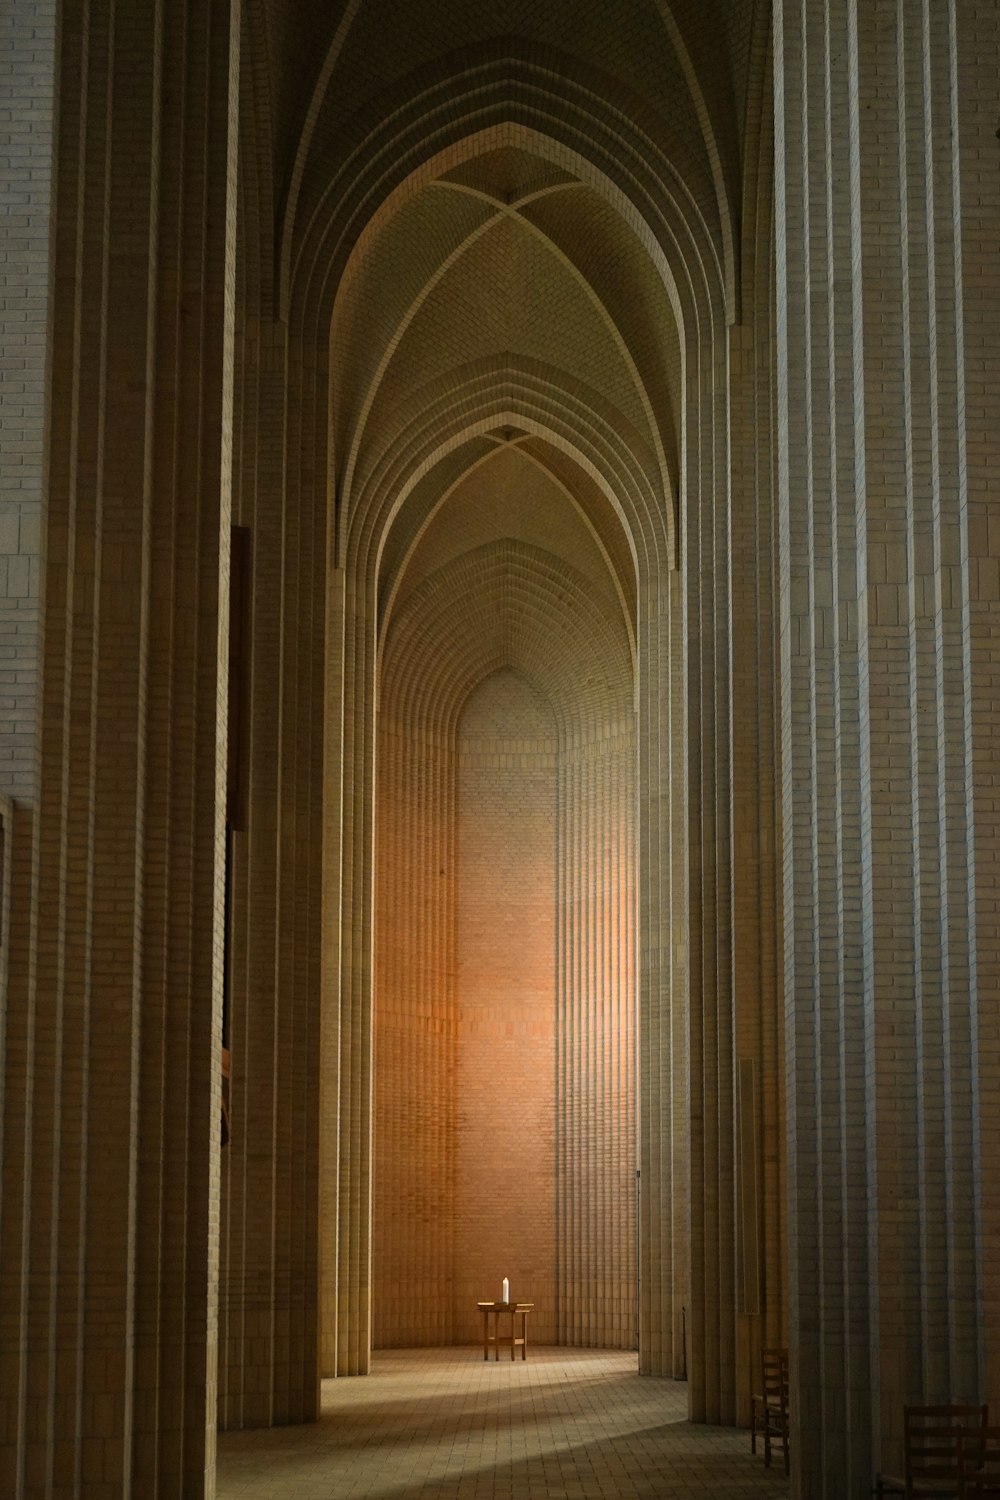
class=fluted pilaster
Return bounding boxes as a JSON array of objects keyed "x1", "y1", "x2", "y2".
[
  {"x1": 775, "y1": 1, "x2": 987, "y2": 1491},
  {"x1": 0, "y1": 3, "x2": 240, "y2": 1494}
]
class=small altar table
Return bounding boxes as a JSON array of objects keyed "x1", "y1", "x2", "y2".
[{"x1": 477, "y1": 1300, "x2": 534, "y2": 1361}]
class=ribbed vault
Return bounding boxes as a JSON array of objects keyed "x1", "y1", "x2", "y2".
[
  {"x1": 382, "y1": 442, "x2": 637, "y2": 659},
  {"x1": 320, "y1": 108, "x2": 694, "y2": 576},
  {"x1": 382, "y1": 539, "x2": 633, "y2": 737},
  {"x1": 357, "y1": 366, "x2": 662, "y2": 580},
  {"x1": 312, "y1": 65, "x2": 708, "y2": 1388}
]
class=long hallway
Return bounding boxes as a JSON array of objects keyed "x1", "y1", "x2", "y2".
[{"x1": 216, "y1": 1349, "x2": 789, "y2": 1499}]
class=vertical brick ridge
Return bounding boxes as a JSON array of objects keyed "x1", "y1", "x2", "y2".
[
  {"x1": 332, "y1": 579, "x2": 377, "y2": 1376},
  {"x1": 728, "y1": 30, "x2": 787, "y2": 1419},
  {"x1": 557, "y1": 731, "x2": 637, "y2": 1349},
  {"x1": 957, "y1": 0, "x2": 1000, "y2": 1407}
]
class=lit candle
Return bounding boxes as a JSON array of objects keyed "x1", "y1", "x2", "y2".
[{"x1": 502, "y1": 1277, "x2": 510, "y2": 1304}]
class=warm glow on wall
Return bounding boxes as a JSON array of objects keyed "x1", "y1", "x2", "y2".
[{"x1": 374, "y1": 529, "x2": 636, "y2": 1350}]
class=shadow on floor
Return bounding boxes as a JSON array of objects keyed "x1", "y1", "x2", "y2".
[{"x1": 217, "y1": 1348, "x2": 790, "y2": 1500}]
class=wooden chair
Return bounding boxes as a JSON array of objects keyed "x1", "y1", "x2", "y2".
[
  {"x1": 959, "y1": 1424, "x2": 1000, "y2": 1497},
  {"x1": 750, "y1": 1347, "x2": 789, "y2": 1475},
  {"x1": 873, "y1": 1404, "x2": 988, "y2": 1498}
]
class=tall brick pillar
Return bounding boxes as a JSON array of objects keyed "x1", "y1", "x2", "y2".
[
  {"x1": 218, "y1": 77, "x2": 325, "y2": 1418},
  {"x1": 775, "y1": 1, "x2": 992, "y2": 1494},
  {"x1": 0, "y1": 18, "x2": 56, "y2": 1444},
  {"x1": 0, "y1": 1, "x2": 52, "y2": 807},
  {"x1": 957, "y1": 0, "x2": 1000, "y2": 1412},
  {"x1": 637, "y1": 572, "x2": 688, "y2": 1381},
  {"x1": 325, "y1": 572, "x2": 376, "y2": 1378},
  {"x1": 0, "y1": 0, "x2": 240, "y2": 1494}
]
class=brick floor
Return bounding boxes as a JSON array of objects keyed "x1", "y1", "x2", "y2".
[{"x1": 216, "y1": 1348, "x2": 791, "y2": 1499}]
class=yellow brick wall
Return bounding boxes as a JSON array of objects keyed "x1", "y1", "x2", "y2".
[{"x1": 373, "y1": 543, "x2": 637, "y2": 1353}]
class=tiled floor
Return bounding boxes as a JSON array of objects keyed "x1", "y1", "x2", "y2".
[{"x1": 216, "y1": 1348, "x2": 790, "y2": 1499}]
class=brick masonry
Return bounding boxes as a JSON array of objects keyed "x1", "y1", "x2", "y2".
[
  {"x1": 774, "y1": 1, "x2": 998, "y2": 1492},
  {"x1": 373, "y1": 540, "x2": 637, "y2": 1354},
  {"x1": 0, "y1": 2, "x2": 52, "y2": 807},
  {"x1": 0, "y1": 3, "x2": 997, "y2": 1498}
]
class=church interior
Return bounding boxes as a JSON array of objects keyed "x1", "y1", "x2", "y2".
[{"x1": 0, "y1": 0, "x2": 998, "y2": 1495}]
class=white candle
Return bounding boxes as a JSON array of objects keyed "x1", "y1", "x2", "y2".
[{"x1": 502, "y1": 1277, "x2": 510, "y2": 1304}]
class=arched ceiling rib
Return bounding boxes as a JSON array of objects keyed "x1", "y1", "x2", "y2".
[
  {"x1": 346, "y1": 207, "x2": 659, "y2": 489},
  {"x1": 330, "y1": 175, "x2": 682, "y2": 524},
  {"x1": 347, "y1": 363, "x2": 667, "y2": 586},
  {"x1": 288, "y1": 55, "x2": 728, "y2": 322},
  {"x1": 258, "y1": 0, "x2": 756, "y2": 310},
  {"x1": 379, "y1": 440, "x2": 637, "y2": 665},
  {"x1": 242, "y1": 4, "x2": 768, "y2": 621},
  {"x1": 380, "y1": 540, "x2": 634, "y2": 744},
  {"x1": 288, "y1": 89, "x2": 733, "y2": 598}
]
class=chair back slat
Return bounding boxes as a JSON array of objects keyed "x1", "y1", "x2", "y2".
[
  {"x1": 761, "y1": 1347, "x2": 788, "y2": 1409},
  {"x1": 754, "y1": 1347, "x2": 790, "y2": 1476},
  {"x1": 959, "y1": 1423, "x2": 1000, "y2": 1497},
  {"x1": 902, "y1": 1404, "x2": 988, "y2": 1492}
]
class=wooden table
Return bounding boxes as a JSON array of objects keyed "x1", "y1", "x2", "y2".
[{"x1": 477, "y1": 1300, "x2": 534, "y2": 1361}]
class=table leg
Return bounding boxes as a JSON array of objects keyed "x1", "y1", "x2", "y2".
[
  {"x1": 482, "y1": 1307, "x2": 488, "y2": 1362},
  {"x1": 509, "y1": 1308, "x2": 515, "y2": 1361},
  {"x1": 520, "y1": 1310, "x2": 527, "y2": 1360}
]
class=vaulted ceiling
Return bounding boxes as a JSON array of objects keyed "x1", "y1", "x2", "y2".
[
  {"x1": 250, "y1": 0, "x2": 759, "y2": 219},
  {"x1": 240, "y1": 0, "x2": 767, "y2": 657}
]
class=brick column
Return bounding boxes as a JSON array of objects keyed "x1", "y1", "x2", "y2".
[
  {"x1": 0, "y1": 1, "x2": 240, "y2": 1494},
  {"x1": 0, "y1": 2, "x2": 56, "y2": 1480},
  {"x1": 775, "y1": 1, "x2": 987, "y2": 1493},
  {"x1": 327, "y1": 572, "x2": 376, "y2": 1377},
  {"x1": 729, "y1": 279, "x2": 787, "y2": 1420},
  {"x1": 219, "y1": 311, "x2": 324, "y2": 1430},
  {"x1": 637, "y1": 570, "x2": 688, "y2": 1380},
  {"x1": 685, "y1": 343, "x2": 740, "y2": 1423},
  {"x1": 956, "y1": 0, "x2": 1000, "y2": 1407},
  {"x1": 0, "y1": 1, "x2": 54, "y2": 806}
]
